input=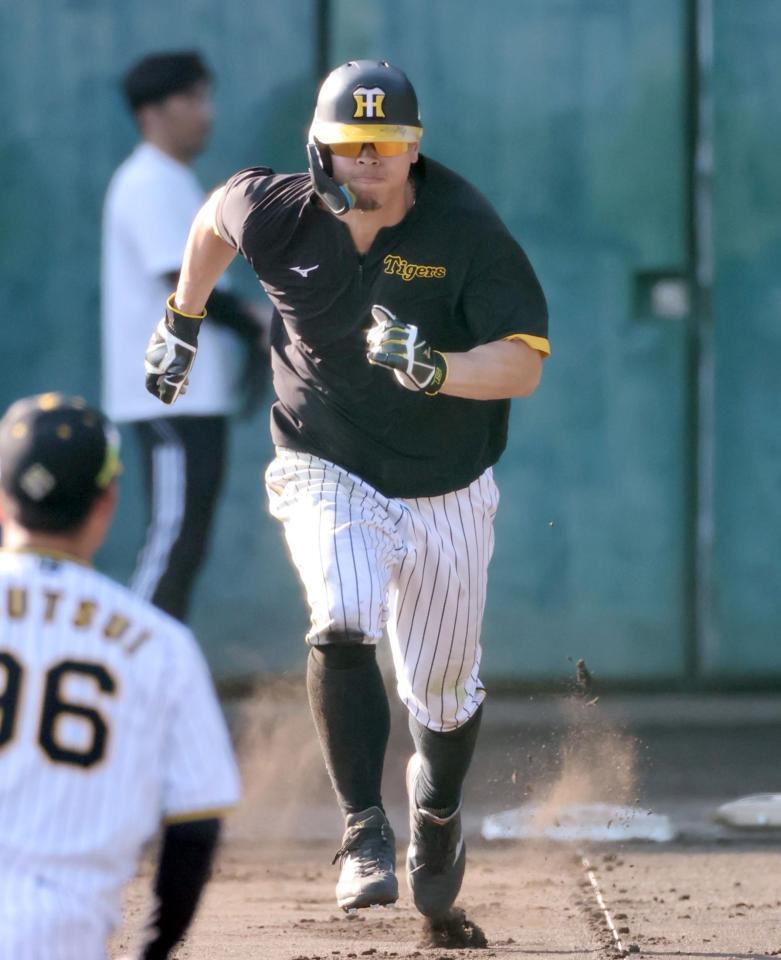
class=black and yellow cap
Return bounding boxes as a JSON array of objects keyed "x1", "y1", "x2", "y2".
[
  {"x1": 310, "y1": 59, "x2": 423, "y2": 145},
  {"x1": 0, "y1": 393, "x2": 121, "y2": 532}
]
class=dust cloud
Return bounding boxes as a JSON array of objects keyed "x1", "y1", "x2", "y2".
[
  {"x1": 532, "y1": 710, "x2": 638, "y2": 830},
  {"x1": 228, "y1": 678, "x2": 335, "y2": 842},
  {"x1": 529, "y1": 661, "x2": 639, "y2": 831}
]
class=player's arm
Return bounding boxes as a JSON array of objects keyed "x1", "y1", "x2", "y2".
[
  {"x1": 137, "y1": 816, "x2": 222, "y2": 960},
  {"x1": 434, "y1": 231, "x2": 549, "y2": 399},
  {"x1": 144, "y1": 188, "x2": 238, "y2": 404},
  {"x1": 174, "y1": 187, "x2": 236, "y2": 314},
  {"x1": 141, "y1": 629, "x2": 240, "y2": 959},
  {"x1": 161, "y1": 267, "x2": 269, "y2": 345},
  {"x1": 367, "y1": 305, "x2": 546, "y2": 400},
  {"x1": 437, "y1": 338, "x2": 543, "y2": 400}
]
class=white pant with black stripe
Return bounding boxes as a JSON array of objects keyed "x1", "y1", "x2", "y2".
[
  {"x1": 265, "y1": 449, "x2": 499, "y2": 732},
  {"x1": 129, "y1": 416, "x2": 226, "y2": 621}
]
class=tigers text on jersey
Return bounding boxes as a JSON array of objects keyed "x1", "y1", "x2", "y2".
[
  {"x1": 215, "y1": 155, "x2": 550, "y2": 499},
  {"x1": 0, "y1": 549, "x2": 240, "y2": 960}
]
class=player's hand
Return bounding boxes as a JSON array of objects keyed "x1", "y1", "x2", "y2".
[
  {"x1": 144, "y1": 294, "x2": 205, "y2": 404},
  {"x1": 366, "y1": 304, "x2": 448, "y2": 396}
]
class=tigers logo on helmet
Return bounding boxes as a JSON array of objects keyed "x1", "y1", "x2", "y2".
[{"x1": 353, "y1": 86, "x2": 386, "y2": 119}]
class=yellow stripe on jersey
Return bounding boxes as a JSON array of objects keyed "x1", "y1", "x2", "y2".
[
  {"x1": 163, "y1": 805, "x2": 237, "y2": 825},
  {"x1": 503, "y1": 333, "x2": 551, "y2": 356}
]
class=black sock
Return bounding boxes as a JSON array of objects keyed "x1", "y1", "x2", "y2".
[
  {"x1": 408, "y1": 704, "x2": 483, "y2": 814},
  {"x1": 306, "y1": 641, "x2": 390, "y2": 817}
]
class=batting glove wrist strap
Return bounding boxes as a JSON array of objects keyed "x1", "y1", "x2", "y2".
[
  {"x1": 424, "y1": 351, "x2": 448, "y2": 396},
  {"x1": 144, "y1": 294, "x2": 206, "y2": 405},
  {"x1": 366, "y1": 304, "x2": 448, "y2": 396}
]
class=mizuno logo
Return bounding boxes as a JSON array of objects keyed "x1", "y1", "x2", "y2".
[{"x1": 290, "y1": 265, "x2": 320, "y2": 278}]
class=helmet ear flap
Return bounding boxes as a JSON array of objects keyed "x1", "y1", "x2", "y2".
[
  {"x1": 306, "y1": 141, "x2": 354, "y2": 216},
  {"x1": 314, "y1": 138, "x2": 333, "y2": 175}
]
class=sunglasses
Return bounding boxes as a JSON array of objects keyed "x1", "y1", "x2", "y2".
[{"x1": 329, "y1": 141, "x2": 411, "y2": 158}]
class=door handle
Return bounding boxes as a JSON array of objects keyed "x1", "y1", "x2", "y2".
[{"x1": 634, "y1": 271, "x2": 691, "y2": 320}]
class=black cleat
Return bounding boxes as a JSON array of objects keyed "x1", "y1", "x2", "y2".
[
  {"x1": 405, "y1": 753, "x2": 466, "y2": 919},
  {"x1": 333, "y1": 806, "x2": 398, "y2": 910}
]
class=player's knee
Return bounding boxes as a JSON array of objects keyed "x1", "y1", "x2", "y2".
[
  {"x1": 409, "y1": 701, "x2": 483, "y2": 738},
  {"x1": 404, "y1": 682, "x2": 484, "y2": 732},
  {"x1": 310, "y1": 632, "x2": 375, "y2": 669}
]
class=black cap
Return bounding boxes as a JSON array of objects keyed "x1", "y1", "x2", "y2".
[
  {"x1": 0, "y1": 394, "x2": 121, "y2": 532},
  {"x1": 122, "y1": 51, "x2": 212, "y2": 112}
]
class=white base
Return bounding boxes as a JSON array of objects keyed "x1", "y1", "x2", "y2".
[
  {"x1": 713, "y1": 793, "x2": 781, "y2": 829},
  {"x1": 481, "y1": 802, "x2": 675, "y2": 843}
]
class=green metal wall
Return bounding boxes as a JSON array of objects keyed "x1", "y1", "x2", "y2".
[
  {"x1": 1, "y1": 1, "x2": 778, "y2": 684},
  {"x1": 332, "y1": 0, "x2": 694, "y2": 681},
  {"x1": 705, "y1": 0, "x2": 781, "y2": 677}
]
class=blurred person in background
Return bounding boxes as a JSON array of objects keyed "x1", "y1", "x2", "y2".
[{"x1": 101, "y1": 51, "x2": 268, "y2": 623}]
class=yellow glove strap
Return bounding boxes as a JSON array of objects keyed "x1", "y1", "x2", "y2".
[{"x1": 166, "y1": 293, "x2": 207, "y2": 320}]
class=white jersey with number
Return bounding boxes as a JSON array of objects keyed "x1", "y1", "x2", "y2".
[{"x1": 0, "y1": 549, "x2": 240, "y2": 960}]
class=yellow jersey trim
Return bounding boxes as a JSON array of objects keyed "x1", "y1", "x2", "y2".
[
  {"x1": 503, "y1": 334, "x2": 551, "y2": 356},
  {"x1": 163, "y1": 804, "x2": 236, "y2": 825}
]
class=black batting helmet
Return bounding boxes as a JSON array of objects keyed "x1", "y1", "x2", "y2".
[{"x1": 310, "y1": 59, "x2": 423, "y2": 145}]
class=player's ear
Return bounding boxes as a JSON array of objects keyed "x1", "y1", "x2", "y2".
[{"x1": 408, "y1": 141, "x2": 419, "y2": 163}]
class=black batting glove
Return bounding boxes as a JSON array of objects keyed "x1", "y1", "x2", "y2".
[
  {"x1": 144, "y1": 294, "x2": 205, "y2": 405},
  {"x1": 366, "y1": 304, "x2": 448, "y2": 396}
]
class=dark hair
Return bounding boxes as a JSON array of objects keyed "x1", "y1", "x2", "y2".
[{"x1": 122, "y1": 51, "x2": 212, "y2": 112}]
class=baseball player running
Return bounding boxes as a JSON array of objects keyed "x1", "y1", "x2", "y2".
[
  {"x1": 144, "y1": 60, "x2": 549, "y2": 920},
  {"x1": 0, "y1": 393, "x2": 240, "y2": 959}
]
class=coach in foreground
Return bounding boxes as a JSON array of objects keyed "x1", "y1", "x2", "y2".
[
  {"x1": 145, "y1": 60, "x2": 549, "y2": 920},
  {"x1": 0, "y1": 393, "x2": 239, "y2": 959}
]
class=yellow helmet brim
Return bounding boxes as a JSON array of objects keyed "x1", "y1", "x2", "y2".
[{"x1": 311, "y1": 121, "x2": 423, "y2": 144}]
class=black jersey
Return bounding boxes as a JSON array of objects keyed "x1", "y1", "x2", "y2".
[{"x1": 215, "y1": 156, "x2": 549, "y2": 498}]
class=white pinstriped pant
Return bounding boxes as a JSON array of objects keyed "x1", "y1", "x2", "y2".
[{"x1": 265, "y1": 449, "x2": 499, "y2": 732}]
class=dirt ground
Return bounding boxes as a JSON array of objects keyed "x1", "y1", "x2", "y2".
[{"x1": 109, "y1": 686, "x2": 781, "y2": 959}]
